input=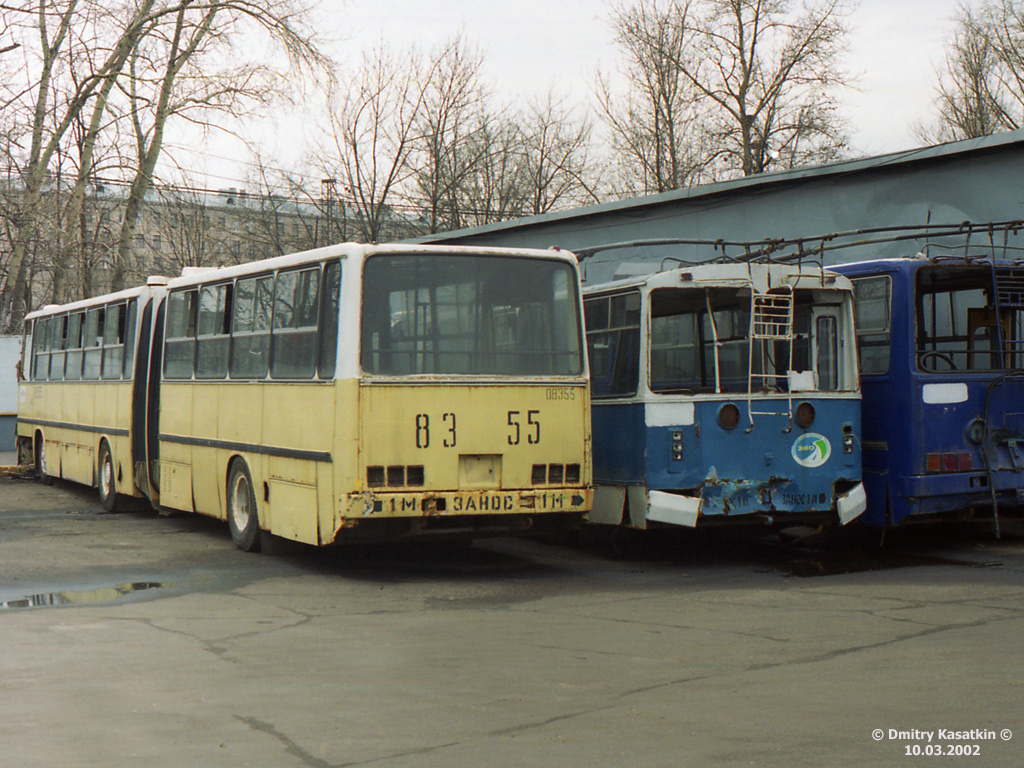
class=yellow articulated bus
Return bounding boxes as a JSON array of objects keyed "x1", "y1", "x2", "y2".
[
  {"x1": 16, "y1": 283, "x2": 163, "y2": 505},
  {"x1": 17, "y1": 244, "x2": 592, "y2": 550}
]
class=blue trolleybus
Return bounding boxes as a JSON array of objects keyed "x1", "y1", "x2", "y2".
[
  {"x1": 834, "y1": 255, "x2": 1024, "y2": 530},
  {"x1": 582, "y1": 260, "x2": 865, "y2": 530}
]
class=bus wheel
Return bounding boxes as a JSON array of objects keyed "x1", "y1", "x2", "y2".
[
  {"x1": 35, "y1": 435, "x2": 54, "y2": 486},
  {"x1": 98, "y1": 441, "x2": 119, "y2": 512},
  {"x1": 227, "y1": 460, "x2": 261, "y2": 552}
]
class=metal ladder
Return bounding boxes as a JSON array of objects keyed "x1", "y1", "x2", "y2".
[
  {"x1": 980, "y1": 263, "x2": 1024, "y2": 538},
  {"x1": 746, "y1": 288, "x2": 794, "y2": 429}
]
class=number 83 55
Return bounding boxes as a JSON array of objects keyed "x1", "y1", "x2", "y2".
[{"x1": 414, "y1": 410, "x2": 540, "y2": 448}]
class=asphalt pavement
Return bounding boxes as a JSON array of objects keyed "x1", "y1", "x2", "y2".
[{"x1": 2, "y1": 475, "x2": 1023, "y2": 767}]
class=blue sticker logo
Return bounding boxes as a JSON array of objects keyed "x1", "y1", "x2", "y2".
[{"x1": 792, "y1": 433, "x2": 831, "y2": 468}]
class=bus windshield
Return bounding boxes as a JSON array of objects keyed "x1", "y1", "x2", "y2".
[
  {"x1": 648, "y1": 286, "x2": 846, "y2": 394},
  {"x1": 916, "y1": 265, "x2": 1024, "y2": 373},
  {"x1": 361, "y1": 253, "x2": 584, "y2": 377}
]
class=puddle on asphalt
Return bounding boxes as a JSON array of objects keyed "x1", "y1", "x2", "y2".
[{"x1": 0, "y1": 581, "x2": 169, "y2": 609}]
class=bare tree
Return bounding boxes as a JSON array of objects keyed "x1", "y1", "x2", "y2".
[
  {"x1": 52, "y1": 20, "x2": 134, "y2": 304},
  {"x1": 1, "y1": 5, "x2": 20, "y2": 56},
  {"x1": 146, "y1": 185, "x2": 214, "y2": 275},
  {"x1": 0, "y1": 0, "x2": 326, "y2": 329},
  {"x1": 520, "y1": 92, "x2": 600, "y2": 215},
  {"x1": 409, "y1": 35, "x2": 489, "y2": 234},
  {"x1": 0, "y1": 0, "x2": 170, "y2": 331},
  {"x1": 110, "y1": 0, "x2": 327, "y2": 291},
  {"x1": 683, "y1": 0, "x2": 852, "y2": 176},
  {"x1": 601, "y1": 0, "x2": 852, "y2": 187},
  {"x1": 243, "y1": 157, "x2": 329, "y2": 253},
  {"x1": 455, "y1": 113, "x2": 530, "y2": 227},
  {"x1": 325, "y1": 44, "x2": 430, "y2": 242},
  {"x1": 923, "y1": 1, "x2": 1024, "y2": 141},
  {"x1": 598, "y1": 0, "x2": 708, "y2": 194}
]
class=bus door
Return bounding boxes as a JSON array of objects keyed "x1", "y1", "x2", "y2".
[
  {"x1": 810, "y1": 305, "x2": 841, "y2": 392},
  {"x1": 131, "y1": 299, "x2": 154, "y2": 498},
  {"x1": 146, "y1": 297, "x2": 165, "y2": 502},
  {"x1": 130, "y1": 296, "x2": 164, "y2": 504}
]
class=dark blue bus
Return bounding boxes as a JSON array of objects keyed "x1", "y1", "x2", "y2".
[
  {"x1": 583, "y1": 261, "x2": 865, "y2": 530},
  {"x1": 834, "y1": 256, "x2": 1024, "y2": 529}
]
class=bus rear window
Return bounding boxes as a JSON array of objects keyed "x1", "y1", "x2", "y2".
[
  {"x1": 585, "y1": 292, "x2": 640, "y2": 398},
  {"x1": 361, "y1": 254, "x2": 583, "y2": 377},
  {"x1": 916, "y1": 266, "x2": 1024, "y2": 372}
]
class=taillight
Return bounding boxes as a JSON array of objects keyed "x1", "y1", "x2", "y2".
[
  {"x1": 367, "y1": 465, "x2": 424, "y2": 487},
  {"x1": 842, "y1": 425, "x2": 854, "y2": 454},
  {"x1": 926, "y1": 453, "x2": 972, "y2": 472}
]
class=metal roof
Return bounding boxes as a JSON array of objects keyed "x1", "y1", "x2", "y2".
[{"x1": 410, "y1": 130, "x2": 1024, "y2": 285}]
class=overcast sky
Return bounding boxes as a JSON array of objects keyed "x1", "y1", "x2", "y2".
[{"x1": 200, "y1": 0, "x2": 964, "y2": 187}]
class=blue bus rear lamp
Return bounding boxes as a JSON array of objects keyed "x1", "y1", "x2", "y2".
[{"x1": 926, "y1": 452, "x2": 972, "y2": 472}]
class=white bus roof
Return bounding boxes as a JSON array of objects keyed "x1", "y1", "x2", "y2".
[
  {"x1": 22, "y1": 243, "x2": 580, "y2": 322},
  {"x1": 583, "y1": 261, "x2": 852, "y2": 295},
  {"x1": 164, "y1": 242, "x2": 580, "y2": 291},
  {"x1": 24, "y1": 283, "x2": 156, "y2": 321}
]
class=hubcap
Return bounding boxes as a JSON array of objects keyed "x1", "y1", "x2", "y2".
[
  {"x1": 231, "y1": 474, "x2": 251, "y2": 531},
  {"x1": 102, "y1": 455, "x2": 113, "y2": 497}
]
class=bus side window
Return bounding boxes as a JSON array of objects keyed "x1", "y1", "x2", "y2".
[
  {"x1": 49, "y1": 314, "x2": 67, "y2": 381},
  {"x1": 585, "y1": 293, "x2": 640, "y2": 398},
  {"x1": 196, "y1": 284, "x2": 230, "y2": 379},
  {"x1": 102, "y1": 303, "x2": 127, "y2": 379},
  {"x1": 165, "y1": 290, "x2": 198, "y2": 379},
  {"x1": 649, "y1": 311, "x2": 701, "y2": 392},
  {"x1": 271, "y1": 267, "x2": 321, "y2": 379},
  {"x1": 853, "y1": 277, "x2": 891, "y2": 376},
  {"x1": 123, "y1": 300, "x2": 137, "y2": 377},
  {"x1": 19, "y1": 320, "x2": 31, "y2": 381},
  {"x1": 318, "y1": 261, "x2": 342, "y2": 379},
  {"x1": 230, "y1": 275, "x2": 272, "y2": 379},
  {"x1": 33, "y1": 317, "x2": 50, "y2": 380},
  {"x1": 83, "y1": 307, "x2": 104, "y2": 379},
  {"x1": 65, "y1": 312, "x2": 84, "y2": 381},
  {"x1": 816, "y1": 316, "x2": 838, "y2": 391}
]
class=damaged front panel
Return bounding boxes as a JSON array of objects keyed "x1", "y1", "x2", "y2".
[{"x1": 586, "y1": 261, "x2": 864, "y2": 530}]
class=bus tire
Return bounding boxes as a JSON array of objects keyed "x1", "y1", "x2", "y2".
[
  {"x1": 35, "y1": 433, "x2": 54, "y2": 486},
  {"x1": 227, "y1": 459, "x2": 261, "y2": 552},
  {"x1": 98, "y1": 441, "x2": 119, "y2": 512}
]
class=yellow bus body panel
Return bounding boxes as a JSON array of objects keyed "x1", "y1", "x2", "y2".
[
  {"x1": 160, "y1": 381, "x2": 339, "y2": 546},
  {"x1": 338, "y1": 382, "x2": 593, "y2": 536},
  {"x1": 17, "y1": 381, "x2": 136, "y2": 496}
]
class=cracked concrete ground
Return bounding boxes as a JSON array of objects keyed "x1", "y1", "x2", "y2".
[{"x1": 2, "y1": 477, "x2": 1023, "y2": 767}]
